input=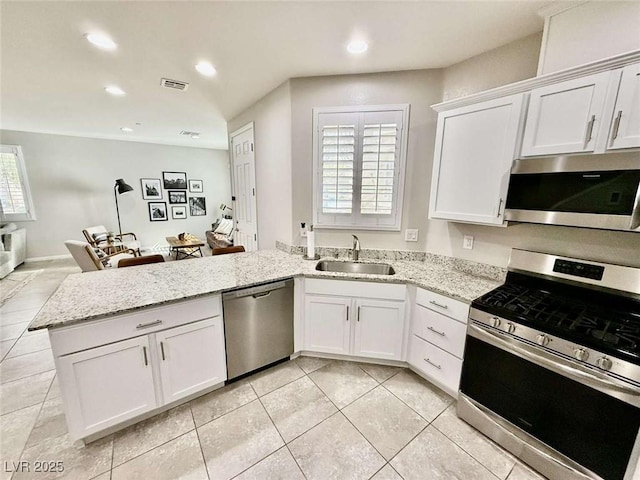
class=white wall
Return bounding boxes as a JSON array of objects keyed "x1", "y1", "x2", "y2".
[
  {"x1": 0, "y1": 130, "x2": 231, "y2": 258},
  {"x1": 290, "y1": 70, "x2": 442, "y2": 251},
  {"x1": 539, "y1": 1, "x2": 640, "y2": 75},
  {"x1": 227, "y1": 81, "x2": 293, "y2": 249},
  {"x1": 442, "y1": 32, "x2": 542, "y2": 101}
]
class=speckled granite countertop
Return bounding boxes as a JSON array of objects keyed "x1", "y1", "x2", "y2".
[{"x1": 29, "y1": 249, "x2": 504, "y2": 331}]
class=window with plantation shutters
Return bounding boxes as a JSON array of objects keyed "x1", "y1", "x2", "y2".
[
  {"x1": 313, "y1": 105, "x2": 409, "y2": 230},
  {"x1": 0, "y1": 145, "x2": 36, "y2": 222}
]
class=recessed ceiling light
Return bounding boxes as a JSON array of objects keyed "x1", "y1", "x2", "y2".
[
  {"x1": 347, "y1": 40, "x2": 368, "y2": 54},
  {"x1": 195, "y1": 61, "x2": 217, "y2": 77},
  {"x1": 120, "y1": 127, "x2": 133, "y2": 132},
  {"x1": 105, "y1": 86, "x2": 125, "y2": 96},
  {"x1": 85, "y1": 33, "x2": 117, "y2": 50}
]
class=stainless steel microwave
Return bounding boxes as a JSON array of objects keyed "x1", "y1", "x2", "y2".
[{"x1": 505, "y1": 153, "x2": 640, "y2": 232}]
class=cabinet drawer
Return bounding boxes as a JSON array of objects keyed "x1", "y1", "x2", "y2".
[
  {"x1": 413, "y1": 305, "x2": 466, "y2": 358},
  {"x1": 409, "y1": 335, "x2": 463, "y2": 396},
  {"x1": 305, "y1": 278, "x2": 405, "y2": 300},
  {"x1": 51, "y1": 295, "x2": 222, "y2": 356},
  {"x1": 416, "y1": 288, "x2": 469, "y2": 323}
]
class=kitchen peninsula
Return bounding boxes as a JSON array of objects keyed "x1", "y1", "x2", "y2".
[{"x1": 29, "y1": 248, "x2": 503, "y2": 442}]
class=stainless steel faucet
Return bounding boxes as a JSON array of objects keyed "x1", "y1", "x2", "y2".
[{"x1": 352, "y1": 235, "x2": 361, "y2": 261}]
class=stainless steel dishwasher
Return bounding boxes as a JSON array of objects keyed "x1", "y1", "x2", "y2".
[{"x1": 222, "y1": 279, "x2": 294, "y2": 380}]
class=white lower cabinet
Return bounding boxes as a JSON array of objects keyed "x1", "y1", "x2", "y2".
[
  {"x1": 408, "y1": 288, "x2": 469, "y2": 397},
  {"x1": 353, "y1": 299, "x2": 405, "y2": 361},
  {"x1": 57, "y1": 336, "x2": 157, "y2": 436},
  {"x1": 156, "y1": 318, "x2": 227, "y2": 404},
  {"x1": 52, "y1": 295, "x2": 226, "y2": 440},
  {"x1": 304, "y1": 280, "x2": 407, "y2": 361}
]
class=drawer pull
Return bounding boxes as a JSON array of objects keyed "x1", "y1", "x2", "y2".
[
  {"x1": 424, "y1": 358, "x2": 442, "y2": 370},
  {"x1": 429, "y1": 300, "x2": 448, "y2": 310},
  {"x1": 142, "y1": 346, "x2": 148, "y2": 366},
  {"x1": 136, "y1": 320, "x2": 163, "y2": 329},
  {"x1": 427, "y1": 326, "x2": 446, "y2": 337},
  {"x1": 160, "y1": 341, "x2": 166, "y2": 361}
]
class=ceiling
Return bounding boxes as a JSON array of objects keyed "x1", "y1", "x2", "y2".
[{"x1": 0, "y1": 1, "x2": 552, "y2": 150}]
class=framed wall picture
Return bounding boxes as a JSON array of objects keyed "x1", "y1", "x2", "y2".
[
  {"x1": 189, "y1": 179, "x2": 203, "y2": 193},
  {"x1": 162, "y1": 171, "x2": 187, "y2": 190},
  {"x1": 140, "y1": 178, "x2": 162, "y2": 200},
  {"x1": 189, "y1": 196, "x2": 206, "y2": 216},
  {"x1": 171, "y1": 205, "x2": 187, "y2": 219},
  {"x1": 148, "y1": 202, "x2": 168, "y2": 221},
  {"x1": 168, "y1": 190, "x2": 187, "y2": 204}
]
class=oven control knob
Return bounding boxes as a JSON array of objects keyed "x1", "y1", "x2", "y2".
[
  {"x1": 506, "y1": 322, "x2": 516, "y2": 334},
  {"x1": 597, "y1": 357, "x2": 613, "y2": 371},
  {"x1": 536, "y1": 334, "x2": 550, "y2": 347},
  {"x1": 491, "y1": 317, "x2": 501, "y2": 328},
  {"x1": 573, "y1": 348, "x2": 589, "y2": 361}
]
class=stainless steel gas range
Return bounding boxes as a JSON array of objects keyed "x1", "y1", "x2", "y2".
[{"x1": 458, "y1": 249, "x2": 640, "y2": 480}]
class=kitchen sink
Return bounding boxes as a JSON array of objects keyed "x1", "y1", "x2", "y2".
[{"x1": 315, "y1": 261, "x2": 395, "y2": 275}]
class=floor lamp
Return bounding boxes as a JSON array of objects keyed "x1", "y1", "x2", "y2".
[{"x1": 114, "y1": 179, "x2": 134, "y2": 237}]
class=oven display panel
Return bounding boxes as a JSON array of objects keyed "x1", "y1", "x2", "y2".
[{"x1": 553, "y1": 259, "x2": 604, "y2": 280}]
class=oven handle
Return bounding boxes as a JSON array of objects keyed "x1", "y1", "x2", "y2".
[{"x1": 468, "y1": 323, "x2": 640, "y2": 398}]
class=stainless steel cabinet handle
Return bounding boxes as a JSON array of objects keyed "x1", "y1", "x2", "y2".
[
  {"x1": 429, "y1": 300, "x2": 448, "y2": 310},
  {"x1": 584, "y1": 114, "x2": 596, "y2": 147},
  {"x1": 142, "y1": 346, "x2": 148, "y2": 366},
  {"x1": 136, "y1": 320, "x2": 162, "y2": 329},
  {"x1": 611, "y1": 110, "x2": 622, "y2": 142},
  {"x1": 424, "y1": 358, "x2": 442, "y2": 370},
  {"x1": 160, "y1": 341, "x2": 166, "y2": 361},
  {"x1": 496, "y1": 198, "x2": 503, "y2": 217},
  {"x1": 427, "y1": 326, "x2": 446, "y2": 337},
  {"x1": 357, "y1": 306, "x2": 360, "y2": 322},
  {"x1": 346, "y1": 306, "x2": 349, "y2": 322}
]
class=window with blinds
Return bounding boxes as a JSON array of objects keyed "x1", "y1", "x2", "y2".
[
  {"x1": 0, "y1": 145, "x2": 36, "y2": 222},
  {"x1": 313, "y1": 105, "x2": 409, "y2": 230}
]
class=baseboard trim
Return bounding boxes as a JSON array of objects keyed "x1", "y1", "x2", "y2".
[{"x1": 25, "y1": 254, "x2": 73, "y2": 262}]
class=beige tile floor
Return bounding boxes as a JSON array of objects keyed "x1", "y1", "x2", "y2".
[{"x1": 0, "y1": 259, "x2": 548, "y2": 480}]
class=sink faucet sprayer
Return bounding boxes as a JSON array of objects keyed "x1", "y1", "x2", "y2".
[{"x1": 352, "y1": 235, "x2": 361, "y2": 261}]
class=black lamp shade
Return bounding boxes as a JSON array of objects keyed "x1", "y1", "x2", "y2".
[{"x1": 115, "y1": 179, "x2": 134, "y2": 194}]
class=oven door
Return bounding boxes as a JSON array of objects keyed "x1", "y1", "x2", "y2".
[{"x1": 459, "y1": 322, "x2": 640, "y2": 480}]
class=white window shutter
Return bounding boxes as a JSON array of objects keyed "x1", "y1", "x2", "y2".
[
  {"x1": 0, "y1": 145, "x2": 36, "y2": 222},
  {"x1": 313, "y1": 106, "x2": 408, "y2": 231}
]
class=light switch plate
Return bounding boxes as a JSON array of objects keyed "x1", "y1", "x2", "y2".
[
  {"x1": 405, "y1": 229, "x2": 419, "y2": 242},
  {"x1": 463, "y1": 235, "x2": 474, "y2": 250}
]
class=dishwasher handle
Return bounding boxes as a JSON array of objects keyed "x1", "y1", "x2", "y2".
[{"x1": 222, "y1": 279, "x2": 292, "y2": 300}]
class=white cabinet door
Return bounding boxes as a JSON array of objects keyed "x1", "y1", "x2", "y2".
[
  {"x1": 304, "y1": 295, "x2": 351, "y2": 355},
  {"x1": 429, "y1": 94, "x2": 525, "y2": 225},
  {"x1": 521, "y1": 72, "x2": 611, "y2": 156},
  {"x1": 156, "y1": 318, "x2": 227, "y2": 404},
  {"x1": 57, "y1": 336, "x2": 156, "y2": 438},
  {"x1": 353, "y1": 299, "x2": 405, "y2": 361},
  {"x1": 608, "y1": 63, "x2": 640, "y2": 150}
]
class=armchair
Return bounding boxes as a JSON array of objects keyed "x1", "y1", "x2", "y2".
[
  {"x1": 65, "y1": 241, "x2": 163, "y2": 272},
  {"x1": 83, "y1": 225, "x2": 141, "y2": 256}
]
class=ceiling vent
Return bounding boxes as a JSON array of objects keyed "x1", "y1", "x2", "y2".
[{"x1": 160, "y1": 78, "x2": 189, "y2": 91}]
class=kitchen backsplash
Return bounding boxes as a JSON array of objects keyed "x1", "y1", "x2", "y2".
[{"x1": 275, "y1": 241, "x2": 506, "y2": 282}]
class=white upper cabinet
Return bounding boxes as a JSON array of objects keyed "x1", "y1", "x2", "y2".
[
  {"x1": 521, "y1": 71, "x2": 611, "y2": 156},
  {"x1": 607, "y1": 63, "x2": 640, "y2": 150},
  {"x1": 429, "y1": 93, "x2": 526, "y2": 226}
]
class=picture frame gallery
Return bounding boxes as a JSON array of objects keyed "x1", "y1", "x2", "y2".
[{"x1": 140, "y1": 173, "x2": 208, "y2": 222}]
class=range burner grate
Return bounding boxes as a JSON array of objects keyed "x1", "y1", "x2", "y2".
[{"x1": 477, "y1": 283, "x2": 640, "y2": 357}]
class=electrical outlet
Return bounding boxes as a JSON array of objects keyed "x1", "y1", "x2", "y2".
[
  {"x1": 405, "y1": 229, "x2": 419, "y2": 242},
  {"x1": 463, "y1": 235, "x2": 474, "y2": 250}
]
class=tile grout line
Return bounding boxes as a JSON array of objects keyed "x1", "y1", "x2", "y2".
[
  {"x1": 189, "y1": 404, "x2": 211, "y2": 480},
  {"x1": 251, "y1": 381, "x2": 309, "y2": 480}
]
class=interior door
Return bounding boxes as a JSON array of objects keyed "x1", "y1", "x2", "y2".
[{"x1": 230, "y1": 123, "x2": 258, "y2": 251}]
